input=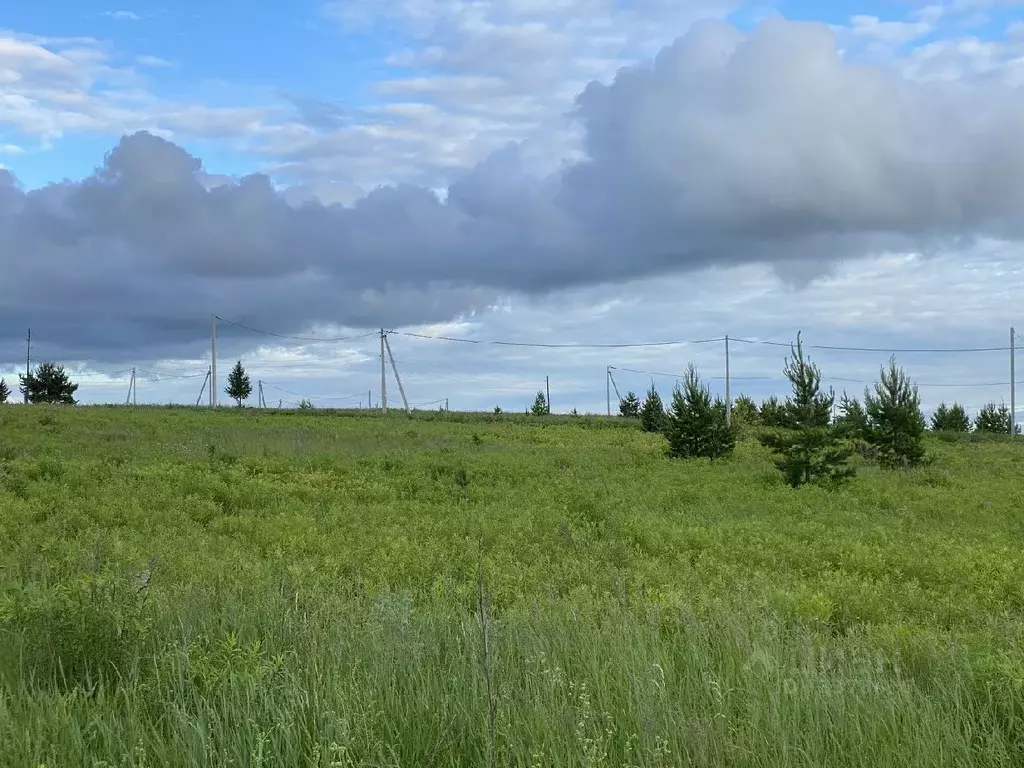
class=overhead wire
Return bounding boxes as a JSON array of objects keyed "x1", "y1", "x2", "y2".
[
  {"x1": 395, "y1": 330, "x2": 725, "y2": 349},
  {"x1": 215, "y1": 316, "x2": 377, "y2": 344}
]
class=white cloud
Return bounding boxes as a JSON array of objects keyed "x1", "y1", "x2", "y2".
[
  {"x1": 0, "y1": 30, "x2": 283, "y2": 143},
  {"x1": 103, "y1": 10, "x2": 141, "y2": 21},
  {"x1": 135, "y1": 54, "x2": 174, "y2": 68}
]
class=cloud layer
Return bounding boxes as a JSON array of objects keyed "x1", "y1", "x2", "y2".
[{"x1": 3, "y1": 16, "x2": 1024, "y2": 365}]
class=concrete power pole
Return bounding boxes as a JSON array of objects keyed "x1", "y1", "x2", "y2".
[
  {"x1": 380, "y1": 329, "x2": 388, "y2": 412},
  {"x1": 210, "y1": 315, "x2": 218, "y2": 408},
  {"x1": 725, "y1": 335, "x2": 732, "y2": 426},
  {"x1": 1012, "y1": 326, "x2": 1016, "y2": 437},
  {"x1": 546, "y1": 375, "x2": 551, "y2": 414},
  {"x1": 24, "y1": 328, "x2": 30, "y2": 403},
  {"x1": 606, "y1": 366, "x2": 611, "y2": 416}
]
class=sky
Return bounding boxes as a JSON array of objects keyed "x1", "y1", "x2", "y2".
[{"x1": 2, "y1": 0, "x2": 1024, "y2": 415}]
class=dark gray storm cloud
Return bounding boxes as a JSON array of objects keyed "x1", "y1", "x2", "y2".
[{"x1": 3, "y1": 16, "x2": 1024, "y2": 364}]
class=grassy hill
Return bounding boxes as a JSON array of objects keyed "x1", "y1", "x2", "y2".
[{"x1": 1, "y1": 405, "x2": 1023, "y2": 766}]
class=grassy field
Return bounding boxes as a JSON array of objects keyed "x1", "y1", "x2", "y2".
[{"x1": 2, "y1": 405, "x2": 1024, "y2": 766}]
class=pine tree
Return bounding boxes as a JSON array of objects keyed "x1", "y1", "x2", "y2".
[
  {"x1": 19, "y1": 362, "x2": 78, "y2": 405},
  {"x1": 619, "y1": 391, "x2": 641, "y2": 418},
  {"x1": 759, "y1": 395, "x2": 787, "y2": 428},
  {"x1": 731, "y1": 394, "x2": 761, "y2": 427},
  {"x1": 225, "y1": 360, "x2": 252, "y2": 407},
  {"x1": 0, "y1": 378, "x2": 9, "y2": 404},
  {"x1": 931, "y1": 402, "x2": 970, "y2": 432},
  {"x1": 759, "y1": 333, "x2": 854, "y2": 488},
  {"x1": 864, "y1": 358, "x2": 926, "y2": 469},
  {"x1": 834, "y1": 391, "x2": 869, "y2": 440},
  {"x1": 639, "y1": 384, "x2": 666, "y2": 434},
  {"x1": 664, "y1": 364, "x2": 736, "y2": 460},
  {"x1": 974, "y1": 402, "x2": 1018, "y2": 434},
  {"x1": 531, "y1": 390, "x2": 549, "y2": 416}
]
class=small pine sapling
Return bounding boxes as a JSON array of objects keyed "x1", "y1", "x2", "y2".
[
  {"x1": 531, "y1": 391, "x2": 549, "y2": 416},
  {"x1": 225, "y1": 360, "x2": 253, "y2": 407},
  {"x1": 619, "y1": 391, "x2": 641, "y2": 418},
  {"x1": 864, "y1": 358, "x2": 926, "y2": 469},
  {"x1": 731, "y1": 394, "x2": 761, "y2": 428},
  {"x1": 931, "y1": 402, "x2": 970, "y2": 432},
  {"x1": 759, "y1": 395, "x2": 787, "y2": 428},
  {"x1": 834, "y1": 391, "x2": 869, "y2": 441},
  {"x1": 759, "y1": 333, "x2": 854, "y2": 488},
  {"x1": 974, "y1": 402, "x2": 1018, "y2": 434},
  {"x1": 639, "y1": 384, "x2": 666, "y2": 434},
  {"x1": 664, "y1": 364, "x2": 736, "y2": 460}
]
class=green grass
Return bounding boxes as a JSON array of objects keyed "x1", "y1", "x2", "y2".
[{"x1": 2, "y1": 405, "x2": 1024, "y2": 766}]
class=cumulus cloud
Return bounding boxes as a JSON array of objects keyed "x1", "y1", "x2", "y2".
[{"x1": 3, "y1": 16, "x2": 1024, "y2": 365}]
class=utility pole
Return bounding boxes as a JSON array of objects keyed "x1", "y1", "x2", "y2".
[
  {"x1": 383, "y1": 334, "x2": 410, "y2": 413},
  {"x1": 210, "y1": 315, "x2": 217, "y2": 408},
  {"x1": 380, "y1": 329, "x2": 388, "y2": 412},
  {"x1": 606, "y1": 366, "x2": 611, "y2": 416},
  {"x1": 258, "y1": 380, "x2": 264, "y2": 409},
  {"x1": 24, "y1": 328, "x2": 30, "y2": 403},
  {"x1": 126, "y1": 367, "x2": 136, "y2": 406},
  {"x1": 725, "y1": 335, "x2": 732, "y2": 426},
  {"x1": 445, "y1": 397, "x2": 449, "y2": 412},
  {"x1": 368, "y1": 390, "x2": 372, "y2": 410},
  {"x1": 1012, "y1": 326, "x2": 1016, "y2": 437},
  {"x1": 546, "y1": 375, "x2": 551, "y2": 414}
]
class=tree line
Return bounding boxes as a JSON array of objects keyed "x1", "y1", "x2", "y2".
[{"x1": 607, "y1": 333, "x2": 1017, "y2": 488}]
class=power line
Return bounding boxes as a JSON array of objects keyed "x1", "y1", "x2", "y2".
[
  {"x1": 395, "y1": 331, "x2": 725, "y2": 349},
  {"x1": 730, "y1": 337, "x2": 1011, "y2": 354},
  {"x1": 136, "y1": 369, "x2": 208, "y2": 381},
  {"x1": 215, "y1": 316, "x2": 377, "y2": 344},
  {"x1": 609, "y1": 365, "x2": 771, "y2": 382},
  {"x1": 261, "y1": 381, "x2": 364, "y2": 402}
]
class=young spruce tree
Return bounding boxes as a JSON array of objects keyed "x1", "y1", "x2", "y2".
[
  {"x1": 639, "y1": 384, "x2": 666, "y2": 434},
  {"x1": 0, "y1": 378, "x2": 9, "y2": 404},
  {"x1": 619, "y1": 391, "x2": 641, "y2": 418},
  {"x1": 931, "y1": 402, "x2": 970, "y2": 432},
  {"x1": 664, "y1": 364, "x2": 736, "y2": 460},
  {"x1": 759, "y1": 333, "x2": 854, "y2": 488},
  {"x1": 225, "y1": 360, "x2": 252, "y2": 407},
  {"x1": 863, "y1": 358, "x2": 926, "y2": 469}
]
